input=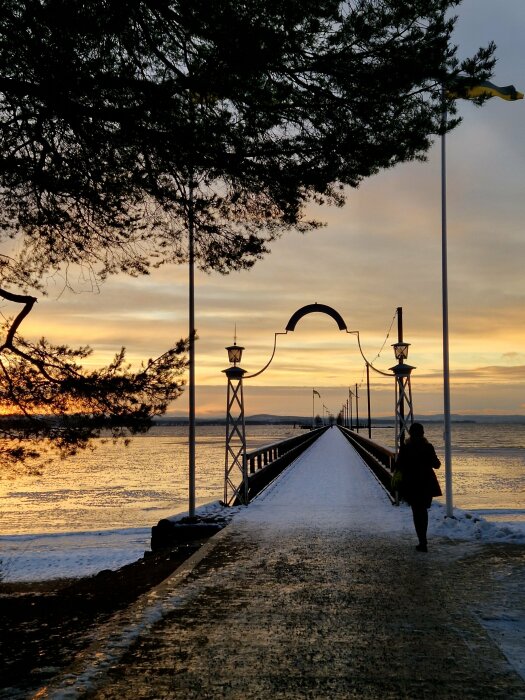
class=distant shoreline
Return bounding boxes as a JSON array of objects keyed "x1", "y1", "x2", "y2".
[{"x1": 153, "y1": 416, "x2": 525, "y2": 427}]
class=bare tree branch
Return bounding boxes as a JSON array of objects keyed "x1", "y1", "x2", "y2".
[{"x1": 0, "y1": 288, "x2": 37, "y2": 349}]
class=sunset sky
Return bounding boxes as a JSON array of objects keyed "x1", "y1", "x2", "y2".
[{"x1": 13, "y1": 0, "x2": 525, "y2": 419}]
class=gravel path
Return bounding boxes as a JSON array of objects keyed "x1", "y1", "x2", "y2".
[{"x1": 41, "y1": 429, "x2": 525, "y2": 699}]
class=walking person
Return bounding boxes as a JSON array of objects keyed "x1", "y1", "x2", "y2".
[{"x1": 395, "y1": 422, "x2": 442, "y2": 552}]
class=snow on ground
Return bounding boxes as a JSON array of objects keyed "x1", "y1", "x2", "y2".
[
  {"x1": 429, "y1": 502, "x2": 525, "y2": 544},
  {"x1": 0, "y1": 528, "x2": 151, "y2": 583},
  {"x1": 1, "y1": 428, "x2": 524, "y2": 583},
  {"x1": 0, "y1": 501, "x2": 237, "y2": 583},
  {"x1": 237, "y1": 425, "x2": 406, "y2": 532}
]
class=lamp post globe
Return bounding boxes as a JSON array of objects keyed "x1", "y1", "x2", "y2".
[
  {"x1": 226, "y1": 342, "x2": 244, "y2": 366},
  {"x1": 392, "y1": 341, "x2": 410, "y2": 362}
]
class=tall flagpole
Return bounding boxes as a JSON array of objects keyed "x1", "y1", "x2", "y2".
[
  {"x1": 440, "y1": 77, "x2": 523, "y2": 519},
  {"x1": 441, "y1": 97, "x2": 454, "y2": 518}
]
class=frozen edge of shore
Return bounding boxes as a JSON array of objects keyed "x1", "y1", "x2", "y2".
[{"x1": 1, "y1": 499, "x2": 524, "y2": 585}]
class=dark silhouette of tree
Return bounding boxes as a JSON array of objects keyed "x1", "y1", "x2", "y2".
[
  {"x1": 0, "y1": 0, "x2": 495, "y2": 465},
  {"x1": 0, "y1": 289, "x2": 187, "y2": 470},
  {"x1": 0, "y1": 0, "x2": 495, "y2": 287}
]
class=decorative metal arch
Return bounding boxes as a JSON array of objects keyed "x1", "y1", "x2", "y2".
[
  {"x1": 285, "y1": 303, "x2": 348, "y2": 332},
  {"x1": 224, "y1": 302, "x2": 414, "y2": 505},
  {"x1": 244, "y1": 303, "x2": 350, "y2": 379}
]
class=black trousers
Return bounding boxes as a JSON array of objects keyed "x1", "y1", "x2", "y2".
[{"x1": 410, "y1": 501, "x2": 429, "y2": 545}]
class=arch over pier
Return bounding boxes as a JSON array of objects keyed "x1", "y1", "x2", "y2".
[{"x1": 285, "y1": 303, "x2": 348, "y2": 332}]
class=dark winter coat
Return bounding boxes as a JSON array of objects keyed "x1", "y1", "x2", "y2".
[{"x1": 395, "y1": 436, "x2": 442, "y2": 508}]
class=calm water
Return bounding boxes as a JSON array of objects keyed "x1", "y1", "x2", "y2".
[{"x1": 0, "y1": 423, "x2": 524, "y2": 536}]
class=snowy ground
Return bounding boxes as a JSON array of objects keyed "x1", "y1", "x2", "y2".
[
  {"x1": 1, "y1": 427, "x2": 524, "y2": 583},
  {"x1": 0, "y1": 502, "x2": 234, "y2": 583},
  {"x1": 0, "y1": 528, "x2": 152, "y2": 583}
]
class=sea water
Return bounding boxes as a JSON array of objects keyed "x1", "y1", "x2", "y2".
[
  {"x1": 0, "y1": 425, "x2": 302, "y2": 536},
  {"x1": 0, "y1": 423, "x2": 524, "y2": 537}
]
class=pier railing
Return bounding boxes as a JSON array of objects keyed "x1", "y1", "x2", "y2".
[
  {"x1": 235, "y1": 426, "x2": 328, "y2": 505},
  {"x1": 337, "y1": 426, "x2": 396, "y2": 502}
]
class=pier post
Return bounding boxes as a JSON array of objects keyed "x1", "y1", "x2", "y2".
[
  {"x1": 355, "y1": 383, "x2": 359, "y2": 433},
  {"x1": 223, "y1": 343, "x2": 248, "y2": 506},
  {"x1": 391, "y1": 363, "x2": 415, "y2": 454},
  {"x1": 391, "y1": 308, "x2": 415, "y2": 454},
  {"x1": 366, "y1": 363, "x2": 372, "y2": 438}
]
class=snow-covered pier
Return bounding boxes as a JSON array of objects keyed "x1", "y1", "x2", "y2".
[{"x1": 41, "y1": 427, "x2": 525, "y2": 698}]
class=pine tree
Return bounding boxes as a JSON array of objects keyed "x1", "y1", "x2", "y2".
[{"x1": 0, "y1": 1, "x2": 495, "y2": 465}]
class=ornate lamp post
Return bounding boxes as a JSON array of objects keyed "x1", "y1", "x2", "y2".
[
  {"x1": 390, "y1": 335, "x2": 415, "y2": 454},
  {"x1": 223, "y1": 342, "x2": 248, "y2": 506}
]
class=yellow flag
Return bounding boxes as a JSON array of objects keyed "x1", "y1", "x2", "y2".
[{"x1": 448, "y1": 80, "x2": 523, "y2": 101}]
